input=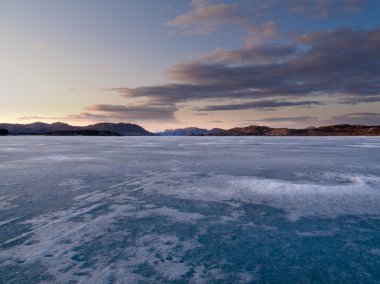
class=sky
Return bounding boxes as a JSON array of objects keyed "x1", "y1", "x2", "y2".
[{"x1": 1, "y1": 0, "x2": 380, "y2": 131}]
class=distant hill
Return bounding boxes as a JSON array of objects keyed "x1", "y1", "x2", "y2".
[
  {"x1": 157, "y1": 127, "x2": 223, "y2": 136},
  {"x1": 0, "y1": 122, "x2": 154, "y2": 136},
  {"x1": 85, "y1": 123, "x2": 153, "y2": 136},
  {"x1": 2, "y1": 122, "x2": 380, "y2": 136},
  {"x1": 46, "y1": 130, "x2": 121, "y2": 136},
  {"x1": 212, "y1": 124, "x2": 380, "y2": 136}
]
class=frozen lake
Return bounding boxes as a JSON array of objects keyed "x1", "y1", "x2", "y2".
[{"x1": 1, "y1": 136, "x2": 380, "y2": 283}]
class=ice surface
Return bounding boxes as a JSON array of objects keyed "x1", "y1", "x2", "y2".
[{"x1": 1, "y1": 136, "x2": 380, "y2": 283}]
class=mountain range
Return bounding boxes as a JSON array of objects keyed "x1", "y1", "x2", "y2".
[
  {"x1": 157, "y1": 127, "x2": 223, "y2": 136},
  {"x1": 1, "y1": 122, "x2": 380, "y2": 136},
  {"x1": 211, "y1": 124, "x2": 380, "y2": 136},
  {"x1": 0, "y1": 122, "x2": 153, "y2": 136}
]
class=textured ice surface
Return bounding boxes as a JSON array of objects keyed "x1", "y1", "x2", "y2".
[{"x1": 1, "y1": 136, "x2": 380, "y2": 283}]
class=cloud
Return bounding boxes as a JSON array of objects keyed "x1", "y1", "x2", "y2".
[
  {"x1": 105, "y1": 84, "x2": 258, "y2": 104},
  {"x1": 85, "y1": 104, "x2": 178, "y2": 120},
  {"x1": 87, "y1": 2, "x2": 376, "y2": 124},
  {"x1": 197, "y1": 100, "x2": 323, "y2": 111},
  {"x1": 243, "y1": 21, "x2": 279, "y2": 48},
  {"x1": 18, "y1": 116, "x2": 61, "y2": 121},
  {"x1": 254, "y1": 113, "x2": 380, "y2": 127},
  {"x1": 329, "y1": 112, "x2": 380, "y2": 125},
  {"x1": 65, "y1": 112, "x2": 118, "y2": 120},
  {"x1": 290, "y1": 0, "x2": 366, "y2": 18},
  {"x1": 18, "y1": 104, "x2": 178, "y2": 123},
  {"x1": 18, "y1": 113, "x2": 125, "y2": 122},
  {"x1": 252, "y1": 116, "x2": 317, "y2": 122},
  {"x1": 166, "y1": 0, "x2": 366, "y2": 35},
  {"x1": 17, "y1": 113, "x2": 110, "y2": 121},
  {"x1": 200, "y1": 43, "x2": 297, "y2": 65},
  {"x1": 109, "y1": 27, "x2": 380, "y2": 109},
  {"x1": 166, "y1": 0, "x2": 283, "y2": 40},
  {"x1": 341, "y1": 96, "x2": 380, "y2": 104},
  {"x1": 166, "y1": 0, "x2": 240, "y2": 35}
]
